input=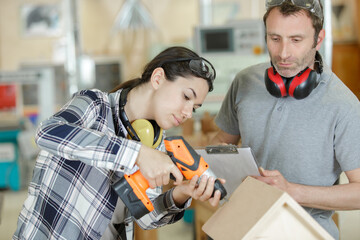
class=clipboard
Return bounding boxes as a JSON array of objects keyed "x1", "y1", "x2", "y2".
[{"x1": 195, "y1": 145, "x2": 260, "y2": 198}]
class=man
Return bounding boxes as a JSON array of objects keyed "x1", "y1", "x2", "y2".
[{"x1": 210, "y1": 1, "x2": 360, "y2": 239}]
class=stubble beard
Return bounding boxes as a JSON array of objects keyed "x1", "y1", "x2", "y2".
[{"x1": 271, "y1": 48, "x2": 317, "y2": 78}]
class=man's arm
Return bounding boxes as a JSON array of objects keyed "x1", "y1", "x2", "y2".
[
  {"x1": 210, "y1": 129, "x2": 240, "y2": 145},
  {"x1": 254, "y1": 167, "x2": 360, "y2": 210}
]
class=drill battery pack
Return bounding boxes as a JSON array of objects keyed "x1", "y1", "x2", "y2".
[{"x1": 112, "y1": 173, "x2": 153, "y2": 219}]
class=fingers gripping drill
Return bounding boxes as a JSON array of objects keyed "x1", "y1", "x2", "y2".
[
  {"x1": 165, "y1": 136, "x2": 227, "y2": 199},
  {"x1": 112, "y1": 136, "x2": 227, "y2": 219}
]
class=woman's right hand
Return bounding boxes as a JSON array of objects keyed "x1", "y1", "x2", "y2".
[{"x1": 136, "y1": 144, "x2": 183, "y2": 188}]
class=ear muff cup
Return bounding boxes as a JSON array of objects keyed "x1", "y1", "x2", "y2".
[
  {"x1": 120, "y1": 88, "x2": 163, "y2": 148},
  {"x1": 265, "y1": 67, "x2": 318, "y2": 100},
  {"x1": 128, "y1": 119, "x2": 163, "y2": 149},
  {"x1": 265, "y1": 67, "x2": 287, "y2": 98},
  {"x1": 288, "y1": 69, "x2": 318, "y2": 99},
  {"x1": 149, "y1": 120, "x2": 162, "y2": 149}
]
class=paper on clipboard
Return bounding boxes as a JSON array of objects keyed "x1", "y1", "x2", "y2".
[{"x1": 195, "y1": 146, "x2": 260, "y2": 197}]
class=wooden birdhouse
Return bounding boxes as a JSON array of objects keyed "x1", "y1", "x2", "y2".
[{"x1": 202, "y1": 177, "x2": 334, "y2": 240}]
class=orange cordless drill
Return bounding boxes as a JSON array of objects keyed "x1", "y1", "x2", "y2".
[{"x1": 112, "y1": 135, "x2": 227, "y2": 219}]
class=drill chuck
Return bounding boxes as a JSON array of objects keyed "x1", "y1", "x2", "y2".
[{"x1": 200, "y1": 168, "x2": 227, "y2": 200}]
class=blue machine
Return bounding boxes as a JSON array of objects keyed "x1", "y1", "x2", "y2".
[{"x1": 0, "y1": 129, "x2": 21, "y2": 191}]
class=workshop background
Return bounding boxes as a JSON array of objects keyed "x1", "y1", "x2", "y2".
[{"x1": 0, "y1": 0, "x2": 359, "y2": 239}]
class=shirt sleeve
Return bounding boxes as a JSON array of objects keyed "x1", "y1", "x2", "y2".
[
  {"x1": 215, "y1": 74, "x2": 241, "y2": 136},
  {"x1": 334, "y1": 104, "x2": 360, "y2": 171},
  {"x1": 35, "y1": 89, "x2": 141, "y2": 174},
  {"x1": 135, "y1": 187, "x2": 191, "y2": 230}
]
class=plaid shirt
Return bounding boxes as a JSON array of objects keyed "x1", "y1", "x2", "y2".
[{"x1": 13, "y1": 89, "x2": 189, "y2": 240}]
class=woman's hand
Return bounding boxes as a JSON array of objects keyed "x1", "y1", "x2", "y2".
[
  {"x1": 136, "y1": 144, "x2": 183, "y2": 188},
  {"x1": 172, "y1": 175, "x2": 226, "y2": 207}
]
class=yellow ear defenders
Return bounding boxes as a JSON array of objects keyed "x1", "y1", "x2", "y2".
[
  {"x1": 129, "y1": 119, "x2": 163, "y2": 149},
  {"x1": 119, "y1": 88, "x2": 163, "y2": 149}
]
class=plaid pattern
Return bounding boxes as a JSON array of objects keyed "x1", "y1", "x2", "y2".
[{"x1": 13, "y1": 89, "x2": 188, "y2": 240}]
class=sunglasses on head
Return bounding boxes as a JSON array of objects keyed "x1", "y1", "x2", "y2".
[
  {"x1": 160, "y1": 57, "x2": 216, "y2": 82},
  {"x1": 265, "y1": 0, "x2": 323, "y2": 20}
]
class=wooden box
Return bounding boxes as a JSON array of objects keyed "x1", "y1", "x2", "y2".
[{"x1": 202, "y1": 177, "x2": 334, "y2": 240}]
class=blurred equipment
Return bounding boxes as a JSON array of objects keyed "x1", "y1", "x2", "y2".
[
  {"x1": 191, "y1": 21, "x2": 269, "y2": 116},
  {"x1": 321, "y1": 0, "x2": 333, "y2": 68},
  {"x1": 110, "y1": 0, "x2": 157, "y2": 80},
  {"x1": 0, "y1": 129, "x2": 21, "y2": 191},
  {"x1": 111, "y1": 0, "x2": 155, "y2": 31},
  {"x1": 0, "y1": 85, "x2": 16, "y2": 110},
  {"x1": 94, "y1": 57, "x2": 123, "y2": 91},
  {"x1": 194, "y1": 20, "x2": 265, "y2": 56},
  {"x1": 79, "y1": 56, "x2": 123, "y2": 91},
  {"x1": 0, "y1": 69, "x2": 55, "y2": 191},
  {"x1": 0, "y1": 69, "x2": 55, "y2": 126}
]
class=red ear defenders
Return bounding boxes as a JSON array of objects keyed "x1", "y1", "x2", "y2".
[
  {"x1": 119, "y1": 88, "x2": 163, "y2": 148},
  {"x1": 265, "y1": 66, "x2": 318, "y2": 100}
]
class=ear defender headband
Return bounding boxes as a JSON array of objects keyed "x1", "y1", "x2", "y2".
[
  {"x1": 265, "y1": 53, "x2": 323, "y2": 100},
  {"x1": 119, "y1": 88, "x2": 163, "y2": 149}
]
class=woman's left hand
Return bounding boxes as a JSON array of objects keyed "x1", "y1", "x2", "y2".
[{"x1": 172, "y1": 175, "x2": 226, "y2": 207}]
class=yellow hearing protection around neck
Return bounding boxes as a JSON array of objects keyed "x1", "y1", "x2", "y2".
[{"x1": 128, "y1": 119, "x2": 163, "y2": 149}]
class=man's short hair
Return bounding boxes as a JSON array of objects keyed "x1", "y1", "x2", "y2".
[{"x1": 263, "y1": 1, "x2": 324, "y2": 48}]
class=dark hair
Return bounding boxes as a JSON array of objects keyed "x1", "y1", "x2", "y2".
[
  {"x1": 110, "y1": 46, "x2": 214, "y2": 93},
  {"x1": 263, "y1": 1, "x2": 324, "y2": 48}
]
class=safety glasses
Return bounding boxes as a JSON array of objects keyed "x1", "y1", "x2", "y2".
[
  {"x1": 161, "y1": 57, "x2": 216, "y2": 82},
  {"x1": 265, "y1": 0, "x2": 323, "y2": 19}
]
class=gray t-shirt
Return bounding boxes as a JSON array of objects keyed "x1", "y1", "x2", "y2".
[{"x1": 215, "y1": 61, "x2": 360, "y2": 239}]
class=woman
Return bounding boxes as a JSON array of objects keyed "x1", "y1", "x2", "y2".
[{"x1": 13, "y1": 46, "x2": 223, "y2": 240}]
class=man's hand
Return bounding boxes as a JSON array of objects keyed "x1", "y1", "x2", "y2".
[{"x1": 252, "y1": 167, "x2": 293, "y2": 194}]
